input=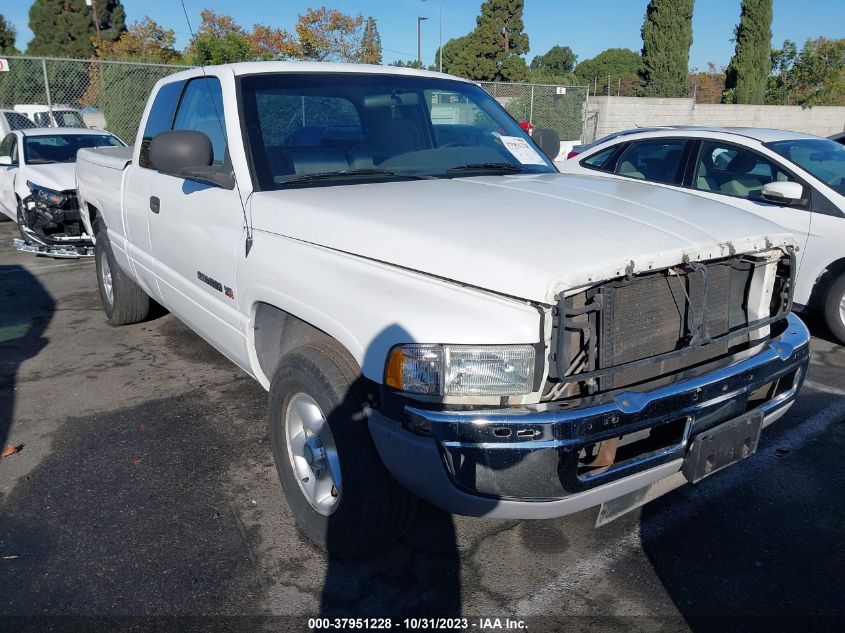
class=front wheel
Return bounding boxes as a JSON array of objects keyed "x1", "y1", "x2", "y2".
[
  {"x1": 823, "y1": 272, "x2": 845, "y2": 344},
  {"x1": 268, "y1": 341, "x2": 417, "y2": 558},
  {"x1": 95, "y1": 233, "x2": 150, "y2": 326}
]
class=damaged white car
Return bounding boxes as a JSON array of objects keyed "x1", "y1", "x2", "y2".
[{"x1": 0, "y1": 127, "x2": 124, "y2": 256}]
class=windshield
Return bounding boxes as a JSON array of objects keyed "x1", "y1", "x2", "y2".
[
  {"x1": 239, "y1": 72, "x2": 556, "y2": 189},
  {"x1": 767, "y1": 138, "x2": 845, "y2": 196},
  {"x1": 53, "y1": 110, "x2": 87, "y2": 128},
  {"x1": 24, "y1": 134, "x2": 123, "y2": 164}
]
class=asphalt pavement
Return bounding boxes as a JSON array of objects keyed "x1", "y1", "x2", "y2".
[{"x1": 1, "y1": 222, "x2": 844, "y2": 631}]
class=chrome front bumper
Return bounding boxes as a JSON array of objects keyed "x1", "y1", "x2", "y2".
[{"x1": 369, "y1": 313, "x2": 810, "y2": 519}]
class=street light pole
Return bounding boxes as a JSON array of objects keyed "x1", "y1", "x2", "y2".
[{"x1": 417, "y1": 16, "x2": 428, "y2": 69}]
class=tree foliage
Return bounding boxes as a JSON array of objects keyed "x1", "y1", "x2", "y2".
[
  {"x1": 0, "y1": 14, "x2": 18, "y2": 55},
  {"x1": 639, "y1": 0, "x2": 694, "y2": 97},
  {"x1": 788, "y1": 37, "x2": 845, "y2": 106},
  {"x1": 295, "y1": 7, "x2": 363, "y2": 62},
  {"x1": 724, "y1": 0, "x2": 772, "y2": 104},
  {"x1": 360, "y1": 17, "x2": 382, "y2": 65},
  {"x1": 440, "y1": 0, "x2": 529, "y2": 82},
  {"x1": 95, "y1": 17, "x2": 179, "y2": 63},
  {"x1": 28, "y1": 0, "x2": 126, "y2": 58},
  {"x1": 574, "y1": 48, "x2": 641, "y2": 86},
  {"x1": 530, "y1": 45, "x2": 576, "y2": 76},
  {"x1": 184, "y1": 8, "x2": 368, "y2": 64}
]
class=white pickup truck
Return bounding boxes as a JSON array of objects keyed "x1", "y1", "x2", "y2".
[{"x1": 76, "y1": 62, "x2": 810, "y2": 558}]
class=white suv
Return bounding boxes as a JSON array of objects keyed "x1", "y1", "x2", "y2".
[{"x1": 558, "y1": 127, "x2": 845, "y2": 342}]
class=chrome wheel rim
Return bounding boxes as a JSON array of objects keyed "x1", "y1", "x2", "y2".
[
  {"x1": 284, "y1": 392, "x2": 341, "y2": 515},
  {"x1": 100, "y1": 253, "x2": 114, "y2": 307}
]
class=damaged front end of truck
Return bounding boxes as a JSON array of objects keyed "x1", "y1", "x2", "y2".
[{"x1": 14, "y1": 181, "x2": 93, "y2": 257}]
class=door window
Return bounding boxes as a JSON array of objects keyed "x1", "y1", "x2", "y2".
[
  {"x1": 614, "y1": 140, "x2": 686, "y2": 184},
  {"x1": 582, "y1": 146, "x2": 616, "y2": 171},
  {"x1": 694, "y1": 141, "x2": 794, "y2": 201},
  {"x1": 139, "y1": 80, "x2": 185, "y2": 168},
  {"x1": 172, "y1": 77, "x2": 228, "y2": 165}
]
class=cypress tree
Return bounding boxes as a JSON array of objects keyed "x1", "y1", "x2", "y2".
[
  {"x1": 0, "y1": 15, "x2": 18, "y2": 55},
  {"x1": 639, "y1": 0, "x2": 695, "y2": 97},
  {"x1": 28, "y1": 0, "x2": 126, "y2": 58},
  {"x1": 724, "y1": 0, "x2": 773, "y2": 104},
  {"x1": 360, "y1": 17, "x2": 382, "y2": 65}
]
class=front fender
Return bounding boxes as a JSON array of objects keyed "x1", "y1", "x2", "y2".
[{"x1": 237, "y1": 232, "x2": 542, "y2": 389}]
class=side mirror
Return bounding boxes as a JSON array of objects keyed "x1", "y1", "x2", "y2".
[
  {"x1": 532, "y1": 127, "x2": 561, "y2": 161},
  {"x1": 148, "y1": 130, "x2": 235, "y2": 189},
  {"x1": 762, "y1": 181, "x2": 805, "y2": 206},
  {"x1": 0, "y1": 156, "x2": 12, "y2": 166}
]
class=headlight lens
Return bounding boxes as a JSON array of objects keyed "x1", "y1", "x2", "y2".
[
  {"x1": 27, "y1": 181, "x2": 67, "y2": 207},
  {"x1": 385, "y1": 344, "x2": 536, "y2": 396}
]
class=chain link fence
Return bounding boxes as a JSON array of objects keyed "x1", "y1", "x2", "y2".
[
  {"x1": 479, "y1": 82, "x2": 589, "y2": 142},
  {"x1": 0, "y1": 56, "x2": 188, "y2": 143},
  {"x1": 0, "y1": 57, "x2": 590, "y2": 145}
]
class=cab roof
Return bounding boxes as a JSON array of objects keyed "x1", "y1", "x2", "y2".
[{"x1": 160, "y1": 60, "x2": 469, "y2": 83}]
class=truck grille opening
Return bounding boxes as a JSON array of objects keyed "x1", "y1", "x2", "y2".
[{"x1": 548, "y1": 250, "x2": 792, "y2": 399}]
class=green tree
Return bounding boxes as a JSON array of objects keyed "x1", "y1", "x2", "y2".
[
  {"x1": 190, "y1": 31, "x2": 254, "y2": 65},
  {"x1": 723, "y1": 0, "x2": 772, "y2": 104},
  {"x1": 0, "y1": 15, "x2": 19, "y2": 55},
  {"x1": 360, "y1": 16, "x2": 382, "y2": 64},
  {"x1": 441, "y1": 0, "x2": 529, "y2": 82},
  {"x1": 765, "y1": 39, "x2": 797, "y2": 104},
  {"x1": 28, "y1": 0, "x2": 126, "y2": 58},
  {"x1": 530, "y1": 45, "x2": 576, "y2": 76},
  {"x1": 639, "y1": 0, "x2": 694, "y2": 97},
  {"x1": 789, "y1": 37, "x2": 845, "y2": 106},
  {"x1": 575, "y1": 48, "x2": 641, "y2": 86}
]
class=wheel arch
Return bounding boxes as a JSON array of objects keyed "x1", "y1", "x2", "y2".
[{"x1": 249, "y1": 301, "x2": 362, "y2": 390}]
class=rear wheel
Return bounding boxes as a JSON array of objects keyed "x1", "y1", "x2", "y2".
[
  {"x1": 268, "y1": 340, "x2": 417, "y2": 558},
  {"x1": 95, "y1": 233, "x2": 150, "y2": 325},
  {"x1": 824, "y1": 273, "x2": 845, "y2": 345}
]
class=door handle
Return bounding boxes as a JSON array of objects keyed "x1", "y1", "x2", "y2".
[{"x1": 149, "y1": 196, "x2": 160, "y2": 214}]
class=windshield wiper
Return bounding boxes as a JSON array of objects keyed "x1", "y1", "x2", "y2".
[
  {"x1": 280, "y1": 168, "x2": 435, "y2": 185},
  {"x1": 446, "y1": 162, "x2": 532, "y2": 174}
]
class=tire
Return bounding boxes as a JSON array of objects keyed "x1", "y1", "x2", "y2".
[
  {"x1": 268, "y1": 340, "x2": 417, "y2": 558},
  {"x1": 823, "y1": 272, "x2": 845, "y2": 345},
  {"x1": 95, "y1": 232, "x2": 150, "y2": 326}
]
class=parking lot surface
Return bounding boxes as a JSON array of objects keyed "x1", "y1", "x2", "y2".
[{"x1": 1, "y1": 221, "x2": 844, "y2": 630}]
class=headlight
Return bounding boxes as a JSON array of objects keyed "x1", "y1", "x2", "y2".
[
  {"x1": 27, "y1": 181, "x2": 67, "y2": 207},
  {"x1": 385, "y1": 344, "x2": 536, "y2": 396}
]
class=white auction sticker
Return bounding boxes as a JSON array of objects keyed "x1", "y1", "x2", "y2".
[{"x1": 500, "y1": 135, "x2": 546, "y2": 165}]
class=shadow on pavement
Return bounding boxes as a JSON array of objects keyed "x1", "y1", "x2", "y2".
[
  {"x1": 0, "y1": 389, "x2": 268, "y2": 615},
  {"x1": 641, "y1": 393, "x2": 845, "y2": 625},
  {"x1": 0, "y1": 264, "x2": 54, "y2": 451}
]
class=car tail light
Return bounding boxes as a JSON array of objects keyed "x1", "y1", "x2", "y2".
[{"x1": 566, "y1": 151, "x2": 580, "y2": 159}]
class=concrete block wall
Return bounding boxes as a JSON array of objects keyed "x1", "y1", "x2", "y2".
[{"x1": 584, "y1": 96, "x2": 845, "y2": 142}]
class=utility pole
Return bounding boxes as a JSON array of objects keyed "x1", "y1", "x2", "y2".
[{"x1": 417, "y1": 16, "x2": 428, "y2": 69}]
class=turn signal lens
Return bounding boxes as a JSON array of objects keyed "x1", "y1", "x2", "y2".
[{"x1": 385, "y1": 344, "x2": 443, "y2": 394}]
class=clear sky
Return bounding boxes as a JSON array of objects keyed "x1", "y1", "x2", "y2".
[{"x1": 3, "y1": 0, "x2": 844, "y2": 70}]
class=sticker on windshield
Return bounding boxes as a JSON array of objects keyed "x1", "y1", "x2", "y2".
[{"x1": 499, "y1": 135, "x2": 546, "y2": 165}]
